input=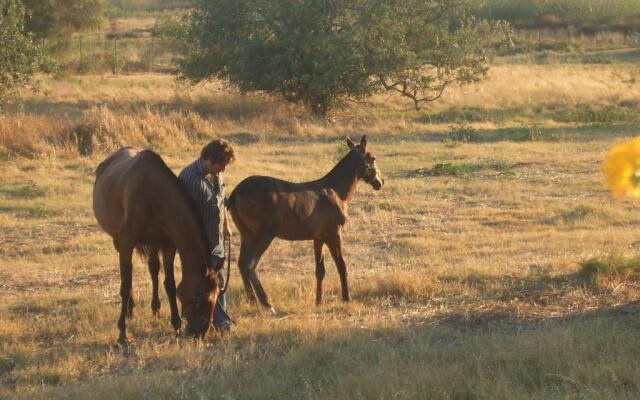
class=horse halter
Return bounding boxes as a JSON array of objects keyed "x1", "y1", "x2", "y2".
[{"x1": 354, "y1": 148, "x2": 382, "y2": 187}]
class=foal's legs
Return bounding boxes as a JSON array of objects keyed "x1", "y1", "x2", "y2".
[
  {"x1": 147, "y1": 249, "x2": 161, "y2": 316},
  {"x1": 240, "y1": 234, "x2": 275, "y2": 310},
  {"x1": 161, "y1": 246, "x2": 181, "y2": 332},
  {"x1": 326, "y1": 231, "x2": 351, "y2": 302},
  {"x1": 314, "y1": 239, "x2": 326, "y2": 305}
]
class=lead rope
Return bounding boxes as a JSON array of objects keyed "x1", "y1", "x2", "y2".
[{"x1": 220, "y1": 235, "x2": 231, "y2": 295}]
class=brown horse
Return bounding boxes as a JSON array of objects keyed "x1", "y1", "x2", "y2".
[
  {"x1": 228, "y1": 136, "x2": 384, "y2": 310},
  {"x1": 93, "y1": 148, "x2": 219, "y2": 344}
]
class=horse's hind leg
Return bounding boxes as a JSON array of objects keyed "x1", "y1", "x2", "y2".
[
  {"x1": 238, "y1": 240, "x2": 257, "y2": 304},
  {"x1": 162, "y1": 246, "x2": 181, "y2": 332},
  {"x1": 113, "y1": 240, "x2": 136, "y2": 318},
  {"x1": 245, "y1": 234, "x2": 275, "y2": 311},
  {"x1": 117, "y1": 239, "x2": 136, "y2": 345},
  {"x1": 127, "y1": 293, "x2": 135, "y2": 318},
  {"x1": 314, "y1": 240, "x2": 326, "y2": 306},
  {"x1": 116, "y1": 206, "x2": 145, "y2": 345},
  {"x1": 147, "y1": 248, "x2": 161, "y2": 317}
]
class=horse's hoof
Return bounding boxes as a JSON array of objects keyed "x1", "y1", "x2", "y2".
[
  {"x1": 171, "y1": 318, "x2": 182, "y2": 332},
  {"x1": 151, "y1": 301, "x2": 161, "y2": 317}
]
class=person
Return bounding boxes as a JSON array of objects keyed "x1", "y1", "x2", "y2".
[{"x1": 178, "y1": 139, "x2": 235, "y2": 333}]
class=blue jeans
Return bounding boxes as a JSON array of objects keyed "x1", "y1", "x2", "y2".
[{"x1": 213, "y1": 268, "x2": 232, "y2": 330}]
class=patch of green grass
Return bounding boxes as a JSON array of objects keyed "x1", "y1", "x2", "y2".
[
  {"x1": 499, "y1": 48, "x2": 640, "y2": 65},
  {"x1": 1, "y1": 181, "x2": 45, "y2": 199},
  {"x1": 29, "y1": 203, "x2": 49, "y2": 219},
  {"x1": 541, "y1": 205, "x2": 622, "y2": 227},
  {"x1": 446, "y1": 124, "x2": 483, "y2": 143},
  {"x1": 420, "y1": 103, "x2": 640, "y2": 128},
  {"x1": 420, "y1": 107, "x2": 524, "y2": 124},
  {"x1": 495, "y1": 125, "x2": 554, "y2": 142},
  {"x1": 554, "y1": 104, "x2": 640, "y2": 124},
  {"x1": 578, "y1": 252, "x2": 640, "y2": 284},
  {"x1": 444, "y1": 124, "x2": 555, "y2": 144},
  {"x1": 418, "y1": 160, "x2": 515, "y2": 178}
]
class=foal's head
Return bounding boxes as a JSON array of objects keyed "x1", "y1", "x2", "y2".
[
  {"x1": 347, "y1": 135, "x2": 384, "y2": 190},
  {"x1": 177, "y1": 271, "x2": 220, "y2": 338}
]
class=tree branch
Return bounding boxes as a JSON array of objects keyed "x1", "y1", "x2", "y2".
[{"x1": 377, "y1": 74, "x2": 453, "y2": 110}]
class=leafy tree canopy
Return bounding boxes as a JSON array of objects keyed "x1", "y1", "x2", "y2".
[
  {"x1": 0, "y1": 0, "x2": 45, "y2": 108},
  {"x1": 177, "y1": 0, "x2": 511, "y2": 115}
]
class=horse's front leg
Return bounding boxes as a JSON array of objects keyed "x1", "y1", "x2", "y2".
[
  {"x1": 314, "y1": 239, "x2": 326, "y2": 305},
  {"x1": 147, "y1": 249, "x2": 161, "y2": 316},
  {"x1": 327, "y1": 231, "x2": 351, "y2": 302},
  {"x1": 162, "y1": 247, "x2": 181, "y2": 332}
]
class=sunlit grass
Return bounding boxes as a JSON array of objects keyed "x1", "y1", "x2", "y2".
[{"x1": 2, "y1": 60, "x2": 640, "y2": 398}]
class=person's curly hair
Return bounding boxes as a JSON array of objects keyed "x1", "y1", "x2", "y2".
[{"x1": 200, "y1": 139, "x2": 235, "y2": 164}]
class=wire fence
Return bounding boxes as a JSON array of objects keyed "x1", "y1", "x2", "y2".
[{"x1": 43, "y1": 31, "x2": 178, "y2": 74}]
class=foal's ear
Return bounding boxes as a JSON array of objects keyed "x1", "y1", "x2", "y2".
[
  {"x1": 346, "y1": 136, "x2": 356, "y2": 150},
  {"x1": 360, "y1": 135, "x2": 368, "y2": 150}
]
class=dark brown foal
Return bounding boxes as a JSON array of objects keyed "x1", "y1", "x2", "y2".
[{"x1": 228, "y1": 136, "x2": 384, "y2": 310}]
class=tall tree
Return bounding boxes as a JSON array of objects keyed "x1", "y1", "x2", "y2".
[
  {"x1": 0, "y1": 0, "x2": 44, "y2": 108},
  {"x1": 176, "y1": 0, "x2": 510, "y2": 116}
]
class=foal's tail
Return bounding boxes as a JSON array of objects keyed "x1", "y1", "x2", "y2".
[{"x1": 226, "y1": 188, "x2": 251, "y2": 238}]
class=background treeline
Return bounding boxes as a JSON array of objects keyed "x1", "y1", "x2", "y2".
[
  {"x1": 476, "y1": 0, "x2": 640, "y2": 34},
  {"x1": 25, "y1": 0, "x2": 640, "y2": 77}
]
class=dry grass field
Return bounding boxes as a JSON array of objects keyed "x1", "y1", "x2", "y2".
[{"x1": 2, "y1": 60, "x2": 640, "y2": 399}]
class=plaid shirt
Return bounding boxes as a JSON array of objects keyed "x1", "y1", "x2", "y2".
[{"x1": 178, "y1": 159, "x2": 225, "y2": 261}]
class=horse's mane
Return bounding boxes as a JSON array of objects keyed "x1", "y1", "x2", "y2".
[
  {"x1": 320, "y1": 148, "x2": 361, "y2": 181},
  {"x1": 137, "y1": 149, "x2": 213, "y2": 260}
]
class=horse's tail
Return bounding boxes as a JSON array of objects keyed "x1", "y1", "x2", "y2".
[{"x1": 135, "y1": 245, "x2": 157, "y2": 261}]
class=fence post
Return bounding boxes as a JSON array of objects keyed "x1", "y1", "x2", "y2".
[
  {"x1": 113, "y1": 36, "x2": 118, "y2": 74},
  {"x1": 79, "y1": 34, "x2": 83, "y2": 64},
  {"x1": 151, "y1": 35, "x2": 155, "y2": 73}
]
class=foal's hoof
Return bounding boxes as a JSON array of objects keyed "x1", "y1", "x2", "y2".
[
  {"x1": 259, "y1": 306, "x2": 277, "y2": 316},
  {"x1": 116, "y1": 337, "x2": 133, "y2": 351}
]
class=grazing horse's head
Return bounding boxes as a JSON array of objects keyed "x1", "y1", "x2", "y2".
[
  {"x1": 177, "y1": 271, "x2": 220, "y2": 338},
  {"x1": 347, "y1": 135, "x2": 384, "y2": 191}
]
